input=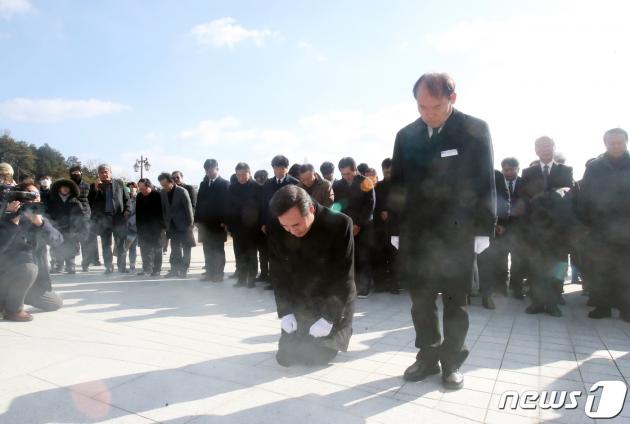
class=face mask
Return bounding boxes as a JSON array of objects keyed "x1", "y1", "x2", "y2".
[
  {"x1": 40, "y1": 179, "x2": 51, "y2": 189},
  {"x1": 71, "y1": 174, "x2": 82, "y2": 184}
]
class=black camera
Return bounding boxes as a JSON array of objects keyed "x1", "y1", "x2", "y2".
[{"x1": 1, "y1": 191, "x2": 39, "y2": 202}]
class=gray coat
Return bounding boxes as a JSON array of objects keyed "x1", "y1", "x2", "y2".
[{"x1": 160, "y1": 185, "x2": 194, "y2": 233}]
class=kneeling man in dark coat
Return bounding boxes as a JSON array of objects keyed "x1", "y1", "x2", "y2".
[{"x1": 268, "y1": 185, "x2": 356, "y2": 367}]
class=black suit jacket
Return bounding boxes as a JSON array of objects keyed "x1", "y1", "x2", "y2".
[
  {"x1": 494, "y1": 171, "x2": 522, "y2": 225},
  {"x1": 332, "y1": 175, "x2": 375, "y2": 229},
  {"x1": 88, "y1": 179, "x2": 129, "y2": 223},
  {"x1": 195, "y1": 175, "x2": 230, "y2": 233},
  {"x1": 519, "y1": 162, "x2": 574, "y2": 200},
  {"x1": 261, "y1": 175, "x2": 299, "y2": 226},
  {"x1": 390, "y1": 109, "x2": 496, "y2": 293}
]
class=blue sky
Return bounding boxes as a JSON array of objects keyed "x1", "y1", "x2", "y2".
[{"x1": 1, "y1": 0, "x2": 629, "y2": 183}]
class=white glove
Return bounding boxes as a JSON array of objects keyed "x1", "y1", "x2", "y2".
[
  {"x1": 309, "y1": 318, "x2": 333, "y2": 338},
  {"x1": 474, "y1": 236, "x2": 490, "y2": 254},
  {"x1": 280, "y1": 313, "x2": 297, "y2": 334},
  {"x1": 390, "y1": 236, "x2": 400, "y2": 250}
]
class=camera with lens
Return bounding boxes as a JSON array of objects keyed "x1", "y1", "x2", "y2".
[{"x1": 1, "y1": 185, "x2": 41, "y2": 216}]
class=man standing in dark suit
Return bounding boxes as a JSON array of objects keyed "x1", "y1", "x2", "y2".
[
  {"x1": 228, "y1": 162, "x2": 263, "y2": 288},
  {"x1": 518, "y1": 136, "x2": 574, "y2": 310},
  {"x1": 136, "y1": 178, "x2": 164, "y2": 276},
  {"x1": 88, "y1": 164, "x2": 130, "y2": 274},
  {"x1": 390, "y1": 73, "x2": 496, "y2": 390},
  {"x1": 172, "y1": 171, "x2": 197, "y2": 211},
  {"x1": 268, "y1": 185, "x2": 355, "y2": 366},
  {"x1": 195, "y1": 159, "x2": 230, "y2": 283},
  {"x1": 158, "y1": 172, "x2": 194, "y2": 278},
  {"x1": 477, "y1": 158, "x2": 526, "y2": 308},
  {"x1": 332, "y1": 157, "x2": 375, "y2": 298},
  {"x1": 260, "y1": 155, "x2": 299, "y2": 289},
  {"x1": 578, "y1": 128, "x2": 630, "y2": 322}
]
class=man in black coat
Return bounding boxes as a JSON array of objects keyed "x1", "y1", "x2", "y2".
[
  {"x1": 518, "y1": 136, "x2": 575, "y2": 307},
  {"x1": 136, "y1": 178, "x2": 164, "y2": 276},
  {"x1": 228, "y1": 162, "x2": 263, "y2": 288},
  {"x1": 477, "y1": 158, "x2": 526, "y2": 308},
  {"x1": 578, "y1": 128, "x2": 630, "y2": 321},
  {"x1": 390, "y1": 73, "x2": 496, "y2": 390},
  {"x1": 372, "y1": 158, "x2": 398, "y2": 294},
  {"x1": 332, "y1": 157, "x2": 375, "y2": 298},
  {"x1": 88, "y1": 164, "x2": 129, "y2": 274},
  {"x1": 159, "y1": 173, "x2": 194, "y2": 278},
  {"x1": 268, "y1": 185, "x2": 355, "y2": 367},
  {"x1": 172, "y1": 170, "x2": 197, "y2": 210},
  {"x1": 195, "y1": 159, "x2": 230, "y2": 283},
  {"x1": 260, "y1": 155, "x2": 299, "y2": 289}
]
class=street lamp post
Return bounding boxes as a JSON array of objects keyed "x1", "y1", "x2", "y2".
[{"x1": 133, "y1": 156, "x2": 151, "y2": 179}]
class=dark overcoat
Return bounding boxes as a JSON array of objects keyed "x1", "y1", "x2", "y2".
[
  {"x1": 389, "y1": 109, "x2": 496, "y2": 294},
  {"x1": 195, "y1": 175, "x2": 230, "y2": 241},
  {"x1": 136, "y1": 190, "x2": 164, "y2": 246},
  {"x1": 268, "y1": 204, "x2": 356, "y2": 352},
  {"x1": 228, "y1": 179, "x2": 263, "y2": 239}
]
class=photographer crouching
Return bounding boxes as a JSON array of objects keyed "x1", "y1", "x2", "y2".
[{"x1": 0, "y1": 180, "x2": 64, "y2": 322}]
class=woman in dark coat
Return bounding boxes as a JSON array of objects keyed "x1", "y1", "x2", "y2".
[{"x1": 46, "y1": 179, "x2": 88, "y2": 274}]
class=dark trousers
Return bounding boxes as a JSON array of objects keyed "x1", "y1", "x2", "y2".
[
  {"x1": 478, "y1": 229, "x2": 526, "y2": 296},
  {"x1": 139, "y1": 240, "x2": 162, "y2": 274},
  {"x1": 409, "y1": 287, "x2": 469, "y2": 372},
  {"x1": 53, "y1": 233, "x2": 80, "y2": 271},
  {"x1": 355, "y1": 224, "x2": 374, "y2": 292},
  {"x1": 588, "y1": 244, "x2": 630, "y2": 312},
  {"x1": 82, "y1": 221, "x2": 101, "y2": 266},
  {"x1": 372, "y1": 227, "x2": 397, "y2": 291},
  {"x1": 233, "y1": 234, "x2": 258, "y2": 283},
  {"x1": 258, "y1": 234, "x2": 269, "y2": 278},
  {"x1": 276, "y1": 332, "x2": 338, "y2": 367},
  {"x1": 96, "y1": 215, "x2": 126, "y2": 271},
  {"x1": 202, "y1": 230, "x2": 226, "y2": 280},
  {"x1": 168, "y1": 230, "x2": 192, "y2": 273},
  {"x1": 25, "y1": 284, "x2": 63, "y2": 312},
  {"x1": 0, "y1": 263, "x2": 38, "y2": 314}
]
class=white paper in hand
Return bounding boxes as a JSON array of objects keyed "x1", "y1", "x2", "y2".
[{"x1": 390, "y1": 236, "x2": 400, "y2": 250}]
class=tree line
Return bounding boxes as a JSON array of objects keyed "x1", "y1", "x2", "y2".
[{"x1": 0, "y1": 131, "x2": 99, "y2": 183}]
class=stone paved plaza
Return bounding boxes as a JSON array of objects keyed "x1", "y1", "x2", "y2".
[{"x1": 2, "y1": 242, "x2": 630, "y2": 423}]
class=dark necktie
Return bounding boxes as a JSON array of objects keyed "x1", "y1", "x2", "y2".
[
  {"x1": 508, "y1": 180, "x2": 514, "y2": 197},
  {"x1": 429, "y1": 128, "x2": 439, "y2": 142},
  {"x1": 277, "y1": 178, "x2": 282, "y2": 185},
  {"x1": 543, "y1": 165, "x2": 550, "y2": 191},
  {"x1": 508, "y1": 180, "x2": 514, "y2": 217}
]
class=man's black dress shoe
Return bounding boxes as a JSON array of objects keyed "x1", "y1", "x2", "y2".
[
  {"x1": 442, "y1": 368, "x2": 464, "y2": 390},
  {"x1": 403, "y1": 360, "x2": 440, "y2": 382}
]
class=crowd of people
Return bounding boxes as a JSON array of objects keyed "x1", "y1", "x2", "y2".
[{"x1": 1, "y1": 72, "x2": 629, "y2": 391}]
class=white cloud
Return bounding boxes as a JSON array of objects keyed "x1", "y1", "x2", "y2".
[
  {"x1": 0, "y1": 98, "x2": 132, "y2": 123},
  {"x1": 190, "y1": 17, "x2": 275, "y2": 47},
  {"x1": 175, "y1": 102, "x2": 416, "y2": 179},
  {"x1": 425, "y1": 3, "x2": 630, "y2": 178},
  {"x1": 0, "y1": 0, "x2": 32, "y2": 19}
]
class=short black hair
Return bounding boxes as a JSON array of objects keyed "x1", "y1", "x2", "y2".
[
  {"x1": 158, "y1": 172, "x2": 173, "y2": 183},
  {"x1": 357, "y1": 163, "x2": 369, "y2": 175},
  {"x1": 172, "y1": 170, "x2": 183, "y2": 178},
  {"x1": 381, "y1": 158, "x2": 392, "y2": 169},
  {"x1": 271, "y1": 155, "x2": 289, "y2": 168},
  {"x1": 254, "y1": 169, "x2": 268, "y2": 180},
  {"x1": 269, "y1": 185, "x2": 313, "y2": 218},
  {"x1": 126, "y1": 182, "x2": 138, "y2": 189},
  {"x1": 500, "y1": 157, "x2": 520, "y2": 168},
  {"x1": 320, "y1": 161, "x2": 335, "y2": 175},
  {"x1": 68, "y1": 165, "x2": 82, "y2": 174},
  {"x1": 604, "y1": 127, "x2": 628, "y2": 141},
  {"x1": 235, "y1": 162, "x2": 250, "y2": 172},
  {"x1": 412, "y1": 72, "x2": 456, "y2": 99},
  {"x1": 204, "y1": 159, "x2": 219, "y2": 170},
  {"x1": 338, "y1": 157, "x2": 356, "y2": 171},
  {"x1": 298, "y1": 163, "x2": 315, "y2": 174},
  {"x1": 288, "y1": 163, "x2": 301, "y2": 179},
  {"x1": 138, "y1": 178, "x2": 152, "y2": 188}
]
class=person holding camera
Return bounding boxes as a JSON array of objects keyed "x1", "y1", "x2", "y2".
[{"x1": 0, "y1": 181, "x2": 64, "y2": 322}]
